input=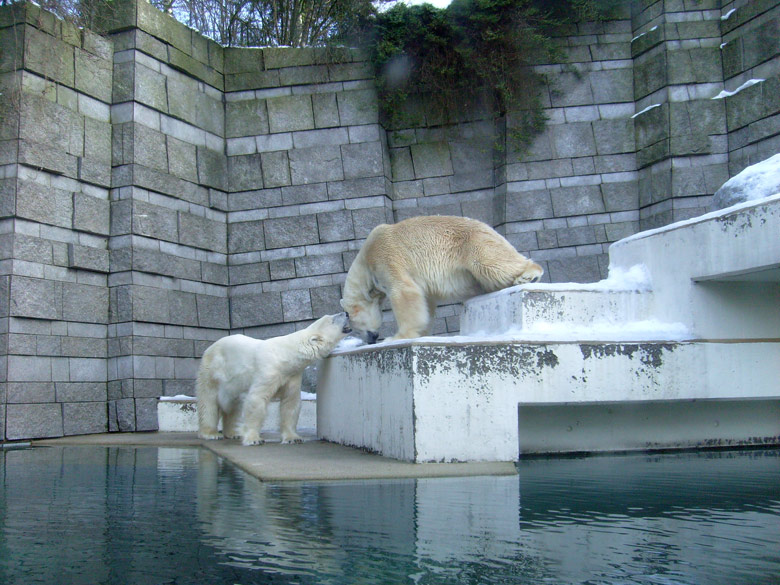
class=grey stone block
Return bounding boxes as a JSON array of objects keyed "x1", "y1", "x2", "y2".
[
  {"x1": 56, "y1": 382, "x2": 106, "y2": 402},
  {"x1": 327, "y1": 177, "x2": 388, "y2": 200},
  {"x1": 289, "y1": 145, "x2": 344, "y2": 185},
  {"x1": 23, "y1": 26, "x2": 74, "y2": 87},
  {"x1": 282, "y1": 289, "x2": 313, "y2": 321},
  {"x1": 337, "y1": 89, "x2": 378, "y2": 126},
  {"x1": 551, "y1": 185, "x2": 605, "y2": 216},
  {"x1": 13, "y1": 233, "x2": 52, "y2": 264},
  {"x1": 112, "y1": 398, "x2": 135, "y2": 432},
  {"x1": 197, "y1": 147, "x2": 228, "y2": 191},
  {"x1": 168, "y1": 290, "x2": 199, "y2": 327},
  {"x1": 62, "y1": 282, "x2": 108, "y2": 323},
  {"x1": 228, "y1": 153, "x2": 264, "y2": 192},
  {"x1": 318, "y1": 210, "x2": 355, "y2": 243},
  {"x1": 226, "y1": 99, "x2": 269, "y2": 138},
  {"x1": 69, "y1": 358, "x2": 106, "y2": 382},
  {"x1": 73, "y1": 192, "x2": 110, "y2": 235},
  {"x1": 196, "y1": 295, "x2": 230, "y2": 329},
  {"x1": 134, "y1": 63, "x2": 169, "y2": 113},
  {"x1": 167, "y1": 136, "x2": 199, "y2": 183},
  {"x1": 352, "y1": 207, "x2": 389, "y2": 239},
  {"x1": 16, "y1": 179, "x2": 72, "y2": 229},
  {"x1": 310, "y1": 284, "x2": 342, "y2": 316},
  {"x1": 267, "y1": 95, "x2": 315, "y2": 133},
  {"x1": 131, "y1": 285, "x2": 170, "y2": 323},
  {"x1": 593, "y1": 119, "x2": 635, "y2": 155},
  {"x1": 68, "y1": 244, "x2": 109, "y2": 273},
  {"x1": 261, "y1": 150, "x2": 291, "y2": 188},
  {"x1": 75, "y1": 48, "x2": 112, "y2": 102},
  {"x1": 18, "y1": 140, "x2": 79, "y2": 179},
  {"x1": 506, "y1": 189, "x2": 553, "y2": 221},
  {"x1": 411, "y1": 143, "x2": 453, "y2": 178},
  {"x1": 602, "y1": 182, "x2": 639, "y2": 212},
  {"x1": 6, "y1": 403, "x2": 63, "y2": 440},
  {"x1": 342, "y1": 142, "x2": 384, "y2": 179},
  {"x1": 230, "y1": 291, "x2": 284, "y2": 328},
  {"x1": 390, "y1": 147, "x2": 415, "y2": 181},
  {"x1": 132, "y1": 248, "x2": 198, "y2": 280},
  {"x1": 313, "y1": 92, "x2": 340, "y2": 128},
  {"x1": 84, "y1": 117, "x2": 112, "y2": 163},
  {"x1": 179, "y1": 212, "x2": 227, "y2": 253},
  {"x1": 7, "y1": 382, "x2": 55, "y2": 403},
  {"x1": 10, "y1": 276, "x2": 61, "y2": 320},
  {"x1": 552, "y1": 123, "x2": 597, "y2": 158},
  {"x1": 19, "y1": 95, "x2": 82, "y2": 157},
  {"x1": 282, "y1": 183, "x2": 328, "y2": 205},
  {"x1": 62, "y1": 401, "x2": 107, "y2": 435},
  {"x1": 265, "y1": 215, "x2": 319, "y2": 249},
  {"x1": 229, "y1": 220, "x2": 265, "y2": 254},
  {"x1": 295, "y1": 253, "x2": 344, "y2": 277},
  {"x1": 132, "y1": 200, "x2": 178, "y2": 242},
  {"x1": 546, "y1": 254, "x2": 603, "y2": 283}
]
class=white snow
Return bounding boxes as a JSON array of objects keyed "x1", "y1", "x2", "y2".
[
  {"x1": 631, "y1": 103, "x2": 661, "y2": 119},
  {"x1": 159, "y1": 392, "x2": 318, "y2": 401},
  {"x1": 631, "y1": 26, "x2": 658, "y2": 43},
  {"x1": 712, "y1": 78, "x2": 764, "y2": 99},
  {"x1": 616, "y1": 192, "x2": 780, "y2": 245},
  {"x1": 335, "y1": 336, "x2": 366, "y2": 351}
]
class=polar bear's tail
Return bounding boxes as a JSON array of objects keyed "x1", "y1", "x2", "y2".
[{"x1": 196, "y1": 347, "x2": 222, "y2": 440}]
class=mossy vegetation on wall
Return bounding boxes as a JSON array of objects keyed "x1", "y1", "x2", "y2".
[{"x1": 365, "y1": 0, "x2": 621, "y2": 149}]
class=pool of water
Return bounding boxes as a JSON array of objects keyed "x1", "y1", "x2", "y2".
[{"x1": 1, "y1": 446, "x2": 778, "y2": 585}]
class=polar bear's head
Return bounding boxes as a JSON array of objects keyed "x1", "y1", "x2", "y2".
[
  {"x1": 304, "y1": 312, "x2": 353, "y2": 359},
  {"x1": 340, "y1": 297, "x2": 382, "y2": 345}
]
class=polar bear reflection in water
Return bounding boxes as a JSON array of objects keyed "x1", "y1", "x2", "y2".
[
  {"x1": 196, "y1": 313, "x2": 351, "y2": 446},
  {"x1": 340, "y1": 216, "x2": 543, "y2": 344}
]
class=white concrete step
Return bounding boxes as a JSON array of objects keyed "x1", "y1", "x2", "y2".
[
  {"x1": 157, "y1": 395, "x2": 317, "y2": 434},
  {"x1": 460, "y1": 285, "x2": 655, "y2": 337},
  {"x1": 319, "y1": 339, "x2": 780, "y2": 461}
]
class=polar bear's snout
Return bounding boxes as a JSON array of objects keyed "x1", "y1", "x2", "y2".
[{"x1": 335, "y1": 311, "x2": 352, "y2": 334}]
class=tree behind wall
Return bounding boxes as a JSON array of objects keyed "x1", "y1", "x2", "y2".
[{"x1": 9, "y1": 0, "x2": 381, "y2": 46}]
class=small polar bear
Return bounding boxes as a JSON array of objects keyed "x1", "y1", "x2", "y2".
[
  {"x1": 341, "y1": 215, "x2": 543, "y2": 343},
  {"x1": 196, "y1": 313, "x2": 351, "y2": 446}
]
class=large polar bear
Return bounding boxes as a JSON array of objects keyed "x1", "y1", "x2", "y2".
[
  {"x1": 196, "y1": 313, "x2": 351, "y2": 446},
  {"x1": 341, "y1": 215, "x2": 543, "y2": 343}
]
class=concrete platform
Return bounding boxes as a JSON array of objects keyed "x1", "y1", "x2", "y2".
[
  {"x1": 318, "y1": 194, "x2": 780, "y2": 462},
  {"x1": 31, "y1": 433, "x2": 518, "y2": 481}
]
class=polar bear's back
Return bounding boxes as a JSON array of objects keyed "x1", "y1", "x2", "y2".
[
  {"x1": 367, "y1": 216, "x2": 515, "y2": 267},
  {"x1": 363, "y1": 216, "x2": 522, "y2": 299}
]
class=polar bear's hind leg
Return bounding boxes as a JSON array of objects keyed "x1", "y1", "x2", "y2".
[
  {"x1": 279, "y1": 375, "x2": 304, "y2": 444},
  {"x1": 196, "y1": 357, "x2": 223, "y2": 440},
  {"x1": 387, "y1": 281, "x2": 431, "y2": 340}
]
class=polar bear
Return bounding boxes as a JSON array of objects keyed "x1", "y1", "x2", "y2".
[
  {"x1": 341, "y1": 216, "x2": 543, "y2": 343},
  {"x1": 196, "y1": 313, "x2": 351, "y2": 446}
]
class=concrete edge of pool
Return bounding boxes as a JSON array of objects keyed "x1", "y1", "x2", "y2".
[{"x1": 29, "y1": 432, "x2": 519, "y2": 482}]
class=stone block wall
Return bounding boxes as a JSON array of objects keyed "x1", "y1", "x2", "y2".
[
  {"x1": 1, "y1": 3, "x2": 113, "y2": 439},
  {"x1": 0, "y1": 0, "x2": 778, "y2": 440}
]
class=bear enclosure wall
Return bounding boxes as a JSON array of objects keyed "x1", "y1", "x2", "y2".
[{"x1": 0, "y1": 0, "x2": 778, "y2": 440}]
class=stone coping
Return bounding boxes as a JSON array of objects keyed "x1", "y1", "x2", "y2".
[{"x1": 31, "y1": 432, "x2": 518, "y2": 482}]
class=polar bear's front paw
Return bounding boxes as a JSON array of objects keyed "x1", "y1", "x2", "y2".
[
  {"x1": 241, "y1": 431, "x2": 264, "y2": 446},
  {"x1": 281, "y1": 433, "x2": 304, "y2": 444},
  {"x1": 198, "y1": 430, "x2": 222, "y2": 440},
  {"x1": 514, "y1": 262, "x2": 544, "y2": 285}
]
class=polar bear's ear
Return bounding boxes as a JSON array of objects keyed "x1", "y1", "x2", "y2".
[{"x1": 339, "y1": 298, "x2": 347, "y2": 310}]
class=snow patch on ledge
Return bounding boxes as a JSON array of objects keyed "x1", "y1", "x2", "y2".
[
  {"x1": 631, "y1": 103, "x2": 661, "y2": 118},
  {"x1": 712, "y1": 78, "x2": 764, "y2": 100}
]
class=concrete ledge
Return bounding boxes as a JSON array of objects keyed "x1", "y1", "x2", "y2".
[
  {"x1": 32, "y1": 433, "x2": 518, "y2": 481},
  {"x1": 318, "y1": 340, "x2": 780, "y2": 462},
  {"x1": 157, "y1": 395, "x2": 317, "y2": 433}
]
